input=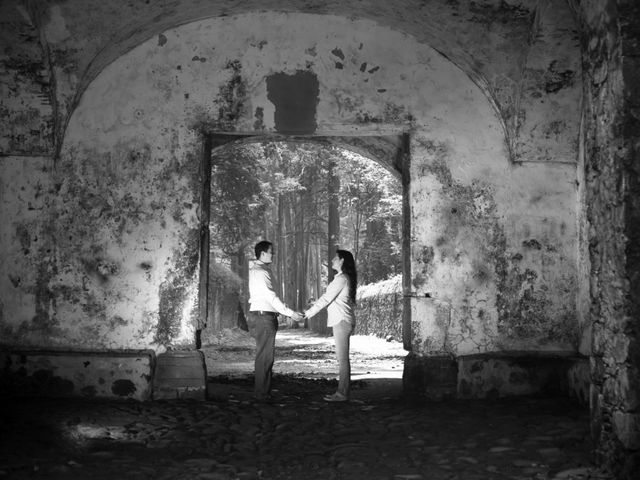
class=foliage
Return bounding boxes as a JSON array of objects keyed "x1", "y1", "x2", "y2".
[
  {"x1": 358, "y1": 218, "x2": 402, "y2": 284},
  {"x1": 335, "y1": 151, "x2": 402, "y2": 283},
  {"x1": 209, "y1": 145, "x2": 269, "y2": 257},
  {"x1": 357, "y1": 275, "x2": 402, "y2": 299},
  {"x1": 208, "y1": 138, "x2": 402, "y2": 316},
  {"x1": 209, "y1": 261, "x2": 242, "y2": 291}
]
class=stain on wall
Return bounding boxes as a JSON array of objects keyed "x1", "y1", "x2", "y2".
[
  {"x1": 211, "y1": 60, "x2": 247, "y2": 131},
  {"x1": 266, "y1": 70, "x2": 319, "y2": 134},
  {"x1": 0, "y1": 3, "x2": 55, "y2": 155},
  {"x1": 111, "y1": 378, "x2": 136, "y2": 396},
  {"x1": 188, "y1": 58, "x2": 252, "y2": 135},
  {"x1": 510, "y1": 1, "x2": 581, "y2": 163}
]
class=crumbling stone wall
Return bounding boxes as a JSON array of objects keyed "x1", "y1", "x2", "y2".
[{"x1": 576, "y1": 0, "x2": 640, "y2": 477}]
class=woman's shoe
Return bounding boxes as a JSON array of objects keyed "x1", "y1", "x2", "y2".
[{"x1": 323, "y1": 392, "x2": 348, "y2": 402}]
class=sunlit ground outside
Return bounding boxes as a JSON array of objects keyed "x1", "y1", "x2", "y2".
[{"x1": 202, "y1": 327, "x2": 406, "y2": 381}]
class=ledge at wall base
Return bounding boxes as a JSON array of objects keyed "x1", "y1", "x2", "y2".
[
  {"x1": 0, "y1": 348, "x2": 155, "y2": 401},
  {"x1": 402, "y1": 352, "x2": 589, "y2": 405}
]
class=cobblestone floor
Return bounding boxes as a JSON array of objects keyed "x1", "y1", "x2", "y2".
[{"x1": 0, "y1": 330, "x2": 611, "y2": 480}]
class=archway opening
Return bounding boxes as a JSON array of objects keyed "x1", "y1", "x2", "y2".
[{"x1": 197, "y1": 134, "x2": 410, "y2": 390}]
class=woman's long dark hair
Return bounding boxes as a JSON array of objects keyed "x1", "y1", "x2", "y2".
[{"x1": 336, "y1": 249, "x2": 357, "y2": 303}]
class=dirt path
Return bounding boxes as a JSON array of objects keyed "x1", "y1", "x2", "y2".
[
  {"x1": 202, "y1": 327, "x2": 407, "y2": 403},
  {"x1": 201, "y1": 327, "x2": 406, "y2": 380}
]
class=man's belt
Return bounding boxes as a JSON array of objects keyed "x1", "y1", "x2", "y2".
[{"x1": 251, "y1": 311, "x2": 278, "y2": 316}]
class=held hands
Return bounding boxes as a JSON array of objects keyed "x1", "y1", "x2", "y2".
[{"x1": 291, "y1": 311, "x2": 304, "y2": 322}]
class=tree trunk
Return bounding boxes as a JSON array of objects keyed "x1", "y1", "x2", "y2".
[
  {"x1": 283, "y1": 195, "x2": 296, "y2": 309},
  {"x1": 298, "y1": 208, "x2": 307, "y2": 309},
  {"x1": 276, "y1": 195, "x2": 284, "y2": 299},
  {"x1": 316, "y1": 243, "x2": 322, "y2": 297},
  {"x1": 234, "y1": 247, "x2": 248, "y2": 323},
  {"x1": 327, "y1": 158, "x2": 340, "y2": 282}
]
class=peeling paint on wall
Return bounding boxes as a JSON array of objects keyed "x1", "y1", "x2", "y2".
[
  {"x1": 495, "y1": 235, "x2": 578, "y2": 346},
  {"x1": 193, "y1": 59, "x2": 248, "y2": 132},
  {"x1": 0, "y1": 1, "x2": 55, "y2": 155}
]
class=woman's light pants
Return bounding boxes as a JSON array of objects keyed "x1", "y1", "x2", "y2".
[{"x1": 332, "y1": 320, "x2": 353, "y2": 398}]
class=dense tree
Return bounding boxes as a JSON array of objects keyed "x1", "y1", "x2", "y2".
[
  {"x1": 336, "y1": 151, "x2": 402, "y2": 282},
  {"x1": 209, "y1": 144, "x2": 268, "y2": 264},
  {"x1": 327, "y1": 157, "x2": 340, "y2": 283}
]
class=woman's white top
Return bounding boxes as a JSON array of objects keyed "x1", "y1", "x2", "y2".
[{"x1": 305, "y1": 272, "x2": 355, "y2": 327}]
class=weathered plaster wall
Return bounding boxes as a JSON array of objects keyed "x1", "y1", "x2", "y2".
[
  {"x1": 1, "y1": 144, "x2": 201, "y2": 350},
  {"x1": 0, "y1": 8, "x2": 583, "y2": 356},
  {"x1": 0, "y1": 157, "x2": 54, "y2": 340},
  {"x1": 50, "y1": 139, "x2": 201, "y2": 349},
  {"x1": 1, "y1": 0, "x2": 581, "y2": 162},
  {"x1": 0, "y1": 2, "x2": 54, "y2": 155},
  {"x1": 409, "y1": 132, "x2": 580, "y2": 355},
  {"x1": 511, "y1": 0, "x2": 581, "y2": 163},
  {"x1": 53, "y1": 13, "x2": 498, "y2": 351}
]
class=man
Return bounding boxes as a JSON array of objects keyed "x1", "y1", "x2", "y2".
[{"x1": 248, "y1": 240, "x2": 303, "y2": 401}]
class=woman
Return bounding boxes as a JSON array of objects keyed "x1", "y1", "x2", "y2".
[{"x1": 304, "y1": 250, "x2": 357, "y2": 402}]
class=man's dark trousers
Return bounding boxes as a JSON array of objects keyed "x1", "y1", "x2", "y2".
[{"x1": 247, "y1": 311, "x2": 278, "y2": 399}]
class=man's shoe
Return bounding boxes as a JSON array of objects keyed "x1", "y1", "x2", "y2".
[{"x1": 323, "y1": 392, "x2": 348, "y2": 402}]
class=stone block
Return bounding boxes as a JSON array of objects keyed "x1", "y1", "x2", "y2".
[
  {"x1": 618, "y1": 365, "x2": 640, "y2": 410},
  {"x1": 613, "y1": 411, "x2": 640, "y2": 450},
  {"x1": 590, "y1": 355, "x2": 606, "y2": 385},
  {"x1": 153, "y1": 350, "x2": 207, "y2": 400},
  {"x1": 402, "y1": 353, "x2": 457, "y2": 400}
]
